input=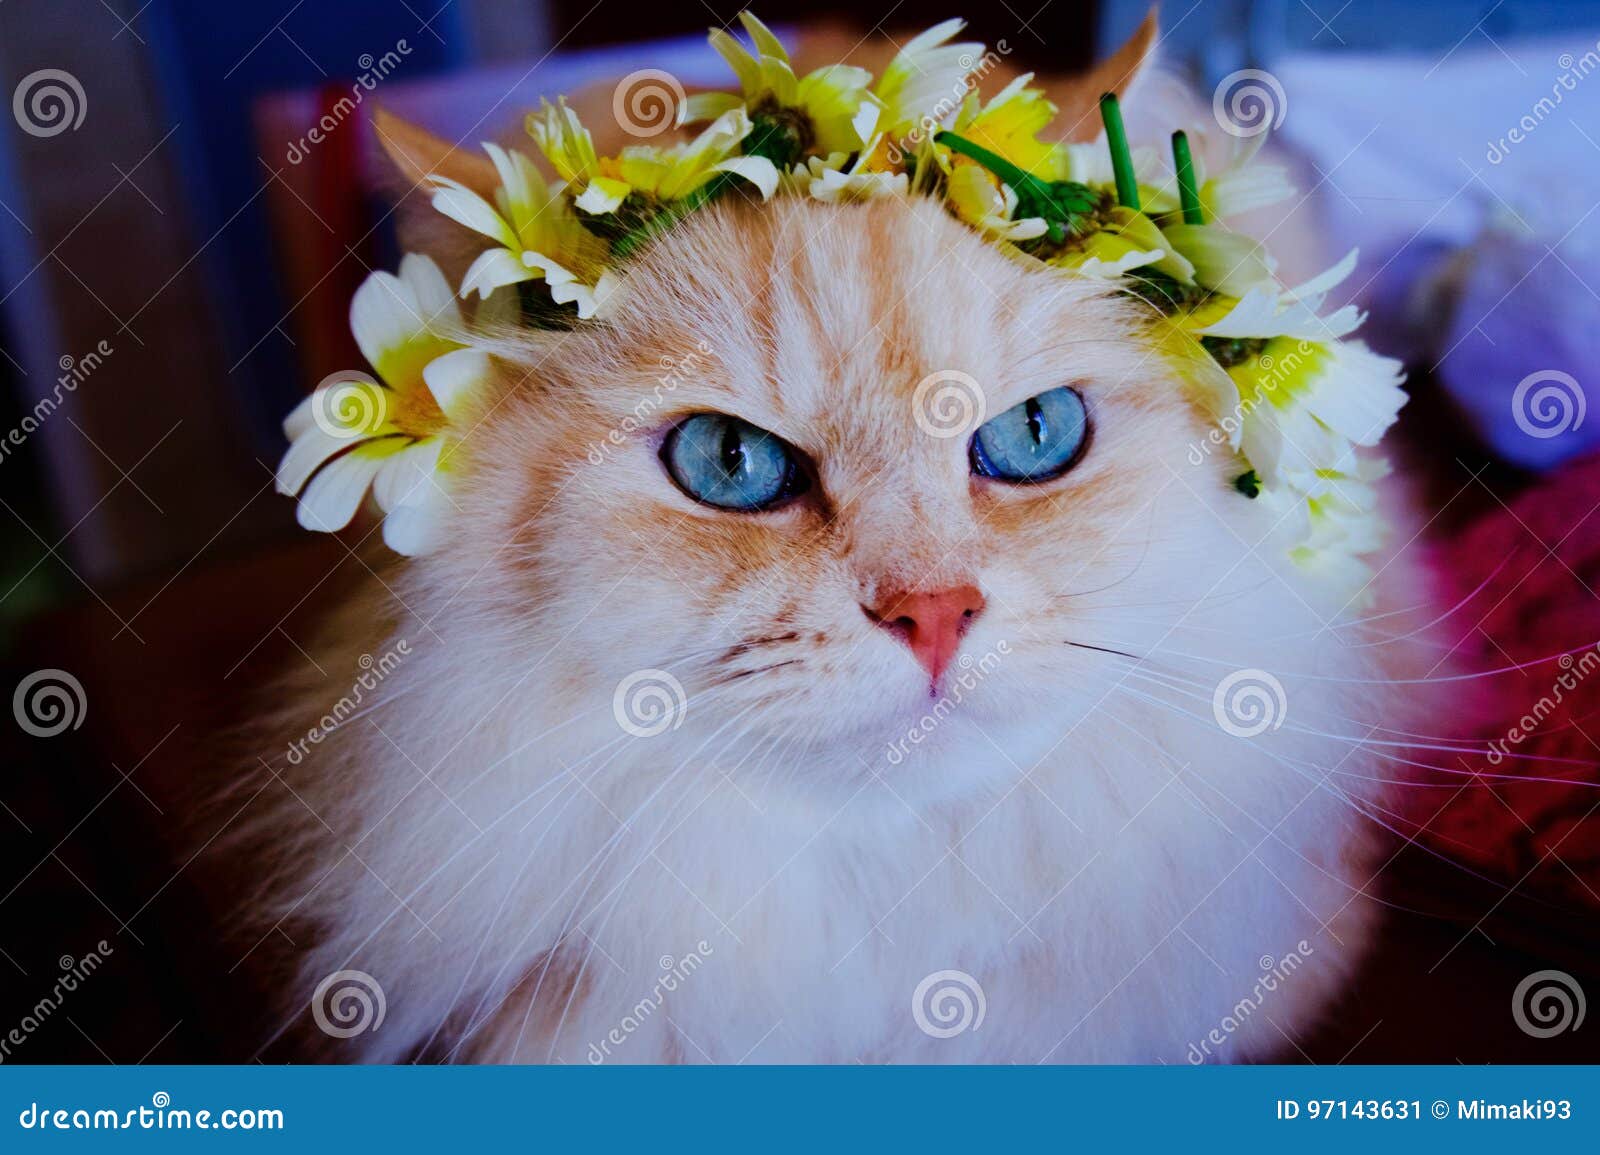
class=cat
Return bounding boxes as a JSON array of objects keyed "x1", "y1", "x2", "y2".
[{"x1": 224, "y1": 18, "x2": 1431, "y2": 1064}]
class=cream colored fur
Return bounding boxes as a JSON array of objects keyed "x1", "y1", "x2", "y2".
[{"x1": 230, "y1": 193, "x2": 1427, "y2": 1064}]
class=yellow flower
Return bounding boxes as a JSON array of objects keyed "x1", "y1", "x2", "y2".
[
  {"x1": 531, "y1": 101, "x2": 779, "y2": 216},
  {"x1": 1224, "y1": 337, "x2": 1407, "y2": 494},
  {"x1": 1183, "y1": 250, "x2": 1365, "y2": 341},
  {"x1": 526, "y1": 98, "x2": 603, "y2": 186},
  {"x1": 1050, "y1": 206, "x2": 1194, "y2": 281},
  {"x1": 944, "y1": 164, "x2": 1047, "y2": 242},
  {"x1": 787, "y1": 147, "x2": 909, "y2": 203},
  {"x1": 426, "y1": 141, "x2": 614, "y2": 317},
  {"x1": 1160, "y1": 221, "x2": 1276, "y2": 296},
  {"x1": 696, "y1": 11, "x2": 880, "y2": 158},
  {"x1": 874, "y1": 18, "x2": 985, "y2": 140},
  {"x1": 1197, "y1": 134, "x2": 1295, "y2": 222},
  {"x1": 276, "y1": 256, "x2": 494, "y2": 555},
  {"x1": 1266, "y1": 456, "x2": 1391, "y2": 598},
  {"x1": 950, "y1": 74, "x2": 1068, "y2": 181}
]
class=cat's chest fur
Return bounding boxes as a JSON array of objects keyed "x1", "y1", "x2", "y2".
[{"x1": 322, "y1": 691, "x2": 1377, "y2": 1065}]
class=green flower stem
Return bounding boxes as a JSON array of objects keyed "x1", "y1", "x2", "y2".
[
  {"x1": 934, "y1": 130, "x2": 1100, "y2": 246},
  {"x1": 934, "y1": 130, "x2": 1041, "y2": 200},
  {"x1": 1099, "y1": 93, "x2": 1140, "y2": 210},
  {"x1": 1172, "y1": 130, "x2": 1203, "y2": 224}
]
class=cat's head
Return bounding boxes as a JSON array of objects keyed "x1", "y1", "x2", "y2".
[
  {"x1": 346, "y1": 25, "x2": 1340, "y2": 804},
  {"x1": 380, "y1": 185, "x2": 1296, "y2": 800}
]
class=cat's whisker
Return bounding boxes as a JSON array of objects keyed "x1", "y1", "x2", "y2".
[
  {"x1": 1092, "y1": 697, "x2": 1516, "y2": 922},
  {"x1": 1119, "y1": 664, "x2": 1600, "y2": 776},
  {"x1": 1051, "y1": 574, "x2": 1278, "y2": 610},
  {"x1": 1101, "y1": 680, "x2": 1551, "y2": 902},
  {"x1": 1319, "y1": 556, "x2": 1512, "y2": 648},
  {"x1": 1140, "y1": 638, "x2": 1600, "y2": 686},
  {"x1": 1070, "y1": 632, "x2": 1600, "y2": 754}
]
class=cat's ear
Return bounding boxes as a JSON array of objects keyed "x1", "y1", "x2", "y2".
[
  {"x1": 371, "y1": 107, "x2": 499, "y2": 196},
  {"x1": 1047, "y1": 8, "x2": 1160, "y2": 141},
  {"x1": 369, "y1": 108, "x2": 500, "y2": 280}
]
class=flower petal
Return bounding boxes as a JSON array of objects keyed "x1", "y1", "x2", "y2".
[
  {"x1": 737, "y1": 10, "x2": 790, "y2": 62},
  {"x1": 373, "y1": 437, "x2": 446, "y2": 512},
  {"x1": 277, "y1": 424, "x2": 359, "y2": 496},
  {"x1": 460, "y1": 248, "x2": 533, "y2": 299},
  {"x1": 573, "y1": 176, "x2": 630, "y2": 214},
  {"x1": 712, "y1": 154, "x2": 780, "y2": 200},
  {"x1": 682, "y1": 91, "x2": 744, "y2": 125},
  {"x1": 427, "y1": 177, "x2": 518, "y2": 250},
  {"x1": 708, "y1": 28, "x2": 762, "y2": 96},
  {"x1": 295, "y1": 441, "x2": 400, "y2": 533},
  {"x1": 422, "y1": 347, "x2": 491, "y2": 423},
  {"x1": 381, "y1": 495, "x2": 448, "y2": 555}
]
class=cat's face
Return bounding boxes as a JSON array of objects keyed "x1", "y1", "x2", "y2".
[{"x1": 437, "y1": 196, "x2": 1258, "y2": 799}]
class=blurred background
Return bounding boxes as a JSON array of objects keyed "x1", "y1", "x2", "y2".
[{"x1": 2, "y1": 0, "x2": 1599, "y2": 1062}]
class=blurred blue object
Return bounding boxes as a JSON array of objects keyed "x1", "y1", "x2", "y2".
[{"x1": 1436, "y1": 223, "x2": 1599, "y2": 471}]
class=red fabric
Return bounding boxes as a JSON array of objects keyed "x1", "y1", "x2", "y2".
[{"x1": 1404, "y1": 453, "x2": 1600, "y2": 911}]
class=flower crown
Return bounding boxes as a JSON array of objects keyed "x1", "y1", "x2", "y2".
[{"x1": 277, "y1": 12, "x2": 1405, "y2": 594}]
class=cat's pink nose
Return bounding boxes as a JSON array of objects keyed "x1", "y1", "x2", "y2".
[{"x1": 862, "y1": 584, "x2": 986, "y2": 684}]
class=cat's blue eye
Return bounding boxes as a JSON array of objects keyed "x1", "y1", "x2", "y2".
[
  {"x1": 662, "y1": 413, "x2": 806, "y2": 511},
  {"x1": 970, "y1": 387, "x2": 1089, "y2": 483}
]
